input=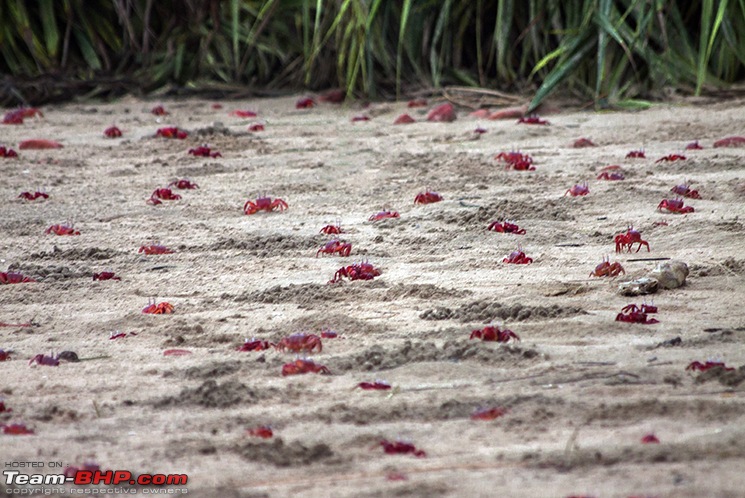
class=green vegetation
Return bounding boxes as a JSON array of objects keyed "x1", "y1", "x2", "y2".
[{"x1": 2, "y1": 0, "x2": 744, "y2": 108}]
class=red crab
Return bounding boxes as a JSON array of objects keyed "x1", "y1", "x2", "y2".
[
  {"x1": 0, "y1": 145, "x2": 18, "y2": 157},
  {"x1": 0, "y1": 272, "x2": 35, "y2": 284},
  {"x1": 237, "y1": 338, "x2": 275, "y2": 352},
  {"x1": 686, "y1": 361, "x2": 735, "y2": 372},
  {"x1": 394, "y1": 113, "x2": 416, "y2": 125},
  {"x1": 655, "y1": 154, "x2": 686, "y2": 163},
  {"x1": 357, "y1": 381, "x2": 391, "y2": 390},
  {"x1": 565, "y1": 181, "x2": 589, "y2": 197},
  {"x1": 329, "y1": 261, "x2": 381, "y2": 284},
  {"x1": 615, "y1": 310, "x2": 659, "y2": 324},
  {"x1": 352, "y1": 115, "x2": 370, "y2": 122},
  {"x1": 320, "y1": 224, "x2": 344, "y2": 235},
  {"x1": 3, "y1": 107, "x2": 43, "y2": 125},
  {"x1": 168, "y1": 178, "x2": 199, "y2": 189},
  {"x1": 142, "y1": 299, "x2": 174, "y2": 315},
  {"x1": 471, "y1": 407, "x2": 508, "y2": 421},
  {"x1": 93, "y1": 272, "x2": 121, "y2": 281},
  {"x1": 622, "y1": 303, "x2": 657, "y2": 314},
  {"x1": 148, "y1": 188, "x2": 182, "y2": 205},
  {"x1": 296, "y1": 97, "x2": 315, "y2": 109},
  {"x1": 414, "y1": 190, "x2": 444, "y2": 204},
  {"x1": 473, "y1": 126, "x2": 487, "y2": 134},
  {"x1": 426, "y1": 103, "x2": 456, "y2": 122},
  {"x1": 670, "y1": 182, "x2": 701, "y2": 199},
  {"x1": 316, "y1": 239, "x2": 352, "y2": 257},
  {"x1": 495, "y1": 151, "x2": 535, "y2": 171},
  {"x1": 488, "y1": 220, "x2": 526, "y2": 234},
  {"x1": 320, "y1": 329, "x2": 338, "y2": 339},
  {"x1": 248, "y1": 123, "x2": 265, "y2": 132},
  {"x1": 657, "y1": 198, "x2": 694, "y2": 214},
  {"x1": 29, "y1": 352, "x2": 60, "y2": 366},
  {"x1": 151, "y1": 105, "x2": 168, "y2": 116},
  {"x1": 276, "y1": 333, "x2": 323, "y2": 354},
  {"x1": 243, "y1": 196, "x2": 288, "y2": 215},
  {"x1": 229, "y1": 110, "x2": 258, "y2": 118},
  {"x1": 408, "y1": 98, "x2": 427, "y2": 108},
  {"x1": 590, "y1": 256, "x2": 625, "y2": 277},
  {"x1": 155, "y1": 127, "x2": 188, "y2": 139},
  {"x1": 685, "y1": 140, "x2": 703, "y2": 150},
  {"x1": 246, "y1": 426, "x2": 273, "y2": 438},
  {"x1": 0, "y1": 400, "x2": 11, "y2": 412},
  {"x1": 626, "y1": 149, "x2": 646, "y2": 159},
  {"x1": 517, "y1": 115, "x2": 549, "y2": 125},
  {"x1": 109, "y1": 331, "x2": 136, "y2": 340},
  {"x1": 470, "y1": 325, "x2": 520, "y2": 342},
  {"x1": 18, "y1": 191, "x2": 48, "y2": 201},
  {"x1": 138, "y1": 244, "x2": 173, "y2": 255},
  {"x1": 503, "y1": 248, "x2": 533, "y2": 264},
  {"x1": 45, "y1": 223, "x2": 80, "y2": 236},
  {"x1": 380, "y1": 440, "x2": 426, "y2": 458},
  {"x1": 614, "y1": 227, "x2": 650, "y2": 253},
  {"x1": 188, "y1": 145, "x2": 222, "y2": 158},
  {"x1": 0, "y1": 349, "x2": 12, "y2": 361},
  {"x1": 104, "y1": 126, "x2": 122, "y2": 138},
  {"x1": 713, "y1": 136, "x2": 745, "y2": 148},
  {"x1": 573, "y1": 138, "x2": 596, "y2": 148},
  {"x1": 368, "y1": 210, "x2": 400, "y2": 222},
  {"x1": 2, "y1": 423, "x2": 35, "y2": 435},
  {"x1": 281, "y1": 358, "x2": 331, "y2": 376},
  {"x1": 597, "y1": 171, "x2": 625, "y2": 181},
  {"x1": 641, "y1": 433, "x2": 660, "y2": 444},
  {"x1": 19, "y1": 139, "x2": 62, "y2": 149}
]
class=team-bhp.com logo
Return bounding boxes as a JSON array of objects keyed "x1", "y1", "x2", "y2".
[{"x1": 5, "y1": 469, "x2": 188, "y2": 494}]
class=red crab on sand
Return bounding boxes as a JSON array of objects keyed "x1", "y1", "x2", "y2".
[
  {"x1": 357, "y1": 381, "x2": 391, "y2": 390},
  {"x1": 394, "y1": 114, "x2": 416, "y2": 125},
  {"x1": 495, "y1": 151, "x2": 534, "y2": 171},
  {"x1": 328, "y1": 261, "x2": 381, "y2": 284},
  {"x1": 517, "y1": 115, "x2": 549, "y2": 125},
  {"x1": 487, "y1": 220, "x2": 526, "y2": 234},
  {"x1": 246, "y1": 426, "x2": 273, "y2": 438},
  {"x1": 104, "y1": 126, "x2": 122, "y2": 138},
  {"x1": 2, "y1": 423, "x2": 35, "y2": 435},
  {"x1": 426, "y1": 103, "x2": 456, "y2": 122},
  {"x1": 565, "y1": 181, "x2": 589, "y2": 197},
  {"x1": 470, "y1": 325, "x2": 520, "y2": 342},
  {"x1": 622, "y1": 303, "x2": 657, "y2": 314},
  {"x1": 380, "y1": 440, "x2": 426, "y2": 458},
  {"x1": 573, "y1": 138, "x2": 596, "y2": 148},
  {"x1": 656, "y1": 154, "x2": 686, "y2": 163},
  {"x1": 3, "y1": 107, "x2": 43, "y2": 124},
  {"x1": 296, "y1": 97, "x2": 315, "y2": 109},
  {"x1": 615, "y1": 308, "x2": 659, "y2": 324},
  {"x1": 414, "y1": 190, "x2": 443, "y2": 204},
  {"x1": 168, "y1": 179, "x2": 199, "y2": 189},
  {"x1": 471, "y1": 407, "x2": 508, "y2": 421},
  {"x1": 151, "y1": 105, "x2": 168, "y2": 116},
  {"x1": 142, "y1": 299, "x2": 174, "y2": 315},
  {"x1": 281, "y1": 358, "x2": 331, "y2": 376},
  {"x1": 713, "y1": 136, "x2": 745, "y2": 148},
  {"x1": 248, "y1": 123, "x2": 265, "y2": 132},
  {"x1": 641, "y1": 434, "x2": 660, "y2": 444},
  {"x1": 626, "y1": 149, "x2": 646, "y2": 159},
  {"x1": 93, "y1": 272, "x2": 121, "y2": 281},
  {"x1": 236, "y1": 338, "x2": 275, "y2": 352},
  {"x1": 685, "y1": 141, "x2": 703, "y2": 150},
  {"x1": 229, "y1": 110, "x2": 258, "y2": 118},
  {"x1": 29, "y1": 352, "x2": 61, "y2": 366},
  {"x1": 45, "y1": 223, "x2": 80, "y2": 236},
  {"x1": 503, "y1": 247, "x2": 533, "y2": 264},
  {"x1": 368, "y1": 210, "x2": 400, "y2": 222},
  {"x1": 1, "y1": 146, "x2": 19, "y2": 157},
  {"x1": 155, "y1": 127, "x2": 187, "y2": 139},
  {"x1": 276, "y1": 333, "x2": 323, "y2": 354},
  {"x1": 670, "y1": 182, "x2": 701, "y2": 199},
  {"x1": 686, "y1": 361, "x2": 735, "y2": 372},
  {"x1": 614, "y1": 227, "x2": 650, "y2": 253},
  {"x1": 138, "y1": 245, "x2": 173, "y2": 255},
  {"x1": 596, "y1": 166, "x2": 625, "y2": 181},
  {"x1": 657, "y1": 198, "x2": 694, "y2": 214},
  {"x1": 316, "y1": 239, "x2": 352, "y2": 257},
  {"x1": 243, "y1": 196, "x2": 288, "y2": 215},
  {"x1": 320, "y1": 224, "x2": 344, "y2": 235},
  {"x1": 188, "y1": 145, "x2": 222, "y2": 158},
  {"x1": 18, "y1": 191, "x2": 48, "y2": 201},
  {"x1": 148, "y1": 188, "x2": 182, "y2": 205},
  {"x1": 589, "y1": 256, "x2": 625, "y2": 277},
  {"x1": 0, "y1": 272, "x2": 35, "y2": 284}
]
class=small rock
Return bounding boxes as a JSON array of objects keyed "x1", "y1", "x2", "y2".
[
  {"x1": 650, "y1": 260, "x2": 689, "y2": 289},
  {"x1": 618, "y1": 277, "x2": 658, "y2": 296}
]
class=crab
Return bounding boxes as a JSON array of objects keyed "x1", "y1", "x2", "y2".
[
  {"x1": 188, "y1": 145, "x2": 222, "y2": 158},
  {"x1": 246, "y1": 426, "x2": 273, "y2": 438},
  {"x1": 380, "y1": 439, "x2": 426, "y2": 457},
  {"x1": 426, "y1": 103, "x2": 456, "y2": 122},
  {"x1": 597, "y1": 171, "x2": 625, "y2": 181},
  {"x1": 686, "y1": 361, "x2": 735, "y2": 372},
  {"x1": 470, "y1": 325, "x2": 520, "y2": 342},
  {"x1": 316, "y1": 239, "x2": 352, "y2": 257},
  {"x1": 657, "y1": 198, "x2": 694, "y2": 214},
  {"x1": 276, "y1": 333, "x2": 323, "y2": 354},
  {"x1": 104, "y1": 126, "x2": 122, "y2": 138},
  {"x1": 565, "y1": 181, "x2": 589, "y2": 197},
  {"x1": 296, "y1": 97, "x2": 315, "y2": 109},
  {"x1": 248, "y1": 123, "x2": 265, "y2": 132},
  {"x1": 168, "y1": 179, "x2": 199, "y2": 190},
  {"x1": 93, "y1": 272, "x2": 121, "y2": 281},
  {"x1": 109, "y1": 331, "x2": 136, "y2": 340},
  {"x1": 368, "y1": 210, "x2": 400, "y2": 221},
  {"x1": 0, "y1": 145, "x2": 18, "y2": 157},
  {"x1": 29, "y1": 352, "x2": 61, "y2": 366},
  {"x1": 45, "y1": 223, "x2": 80, "y2": 236},
  {"x1": 138, "y1": 245, "x2": 173, "y2": 255},
  {"x1": 18, "y1": 191, "x2": 48, "y2": 201},
  {"x1": 414, "y1": 190, "x2": 444, "y2": 204},
  {"x1": 625, "y1": 149, "x2": 646, "y2": 159},
  {"x1": 2, "y1": 107, "x2": 43, "y2": 125},
  {"x1": 320, "y1": 224, "x2": 344, "y2": 235},
  {"x1": 590, "y1": 256, "x2": 625, "y2": 277},
  {"x1": 243, "y1": 196, "x2": 288, "y2": 215},
  {"x1": 281, "y1": 358, "x2": 331, "y2": 376},
  {"x1": 142, "y1": 299, "x2": 174, "y2": 315},
  {"x1": 0, "y1": 399, "x2": 11, "y2": 412},
  {"x1": 229, "y1": 110, "x2": 257, "y2": 118},
  {"x1": 495, "y1": 151, "x2": 535, "y2": 171},
  {"x1": 148, "y1": 188, "x2": 182, "y2": 205},
  {"x1": 470, "y1": 407, "x2": 508, "y2": 421},
  {"x1": 713, "y1": 136, "x2": 745, "y2": 148},
  {"x1": 622, "y1": 302, "x2": 657, "y2": 314},
  {"x1": 670, "y1": 182, "x2": 701, "y2": 199},
  {"x1": 328, "y1": 261, "x2": 381, "y2": 284},
  {"x1": 655, "y1": 154, "x2": 686, "y2": 163},
  {"x1": 237, "y1": 338, "x2": 275, "y2": 352},
  {"x1": 641, "y1": 434, "x2": 660, "y2": 444},
  {"x1": 2, "y1": 423, "x2": 35, "y2": 435},
  {"x1": 394, "y1": 113, "x2": 416, "y2": 125},
  {"x1": 0, "y1": 272, "x2": 35, "y2": 284},
  {"x1": 357, "y1": 381, "x2": 392, "y2": 390},
  {"x1": 517, "y1": 115, "x2": 549, "y2": 125},
  {"x1": 685, "y1": 140, "x2": 703, "y2": 150},
  {"x1": 155, "y1": 127, "x2": 188, "y2": 139},
  {"x1": 614, "y1": 227, "x2": 650, "y2": 253},
  {"x1": 320, "y1": 329, "x2": 339, "y2": 339},
  {"x1": 503, "y1": 247, "x2": 533, "y2": 264},
  {"x1": 615, "y1": 310, "x2": 659, "y2": 324},
  {"x1": 352, "y1": 115, "x2": 370, "y2": 122},
  {"x1": 487, "y1": 220, "x2": 526, "y2": 234},
  {"x1": 151, "y1": 105, "x2": 168, "y2": 116},
  {"x1": 573, "y1": 138, "x2": 596, "y2": 148},
  {"x1": 0, "y1": 349, "x2": 12, "y2": 361}
]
